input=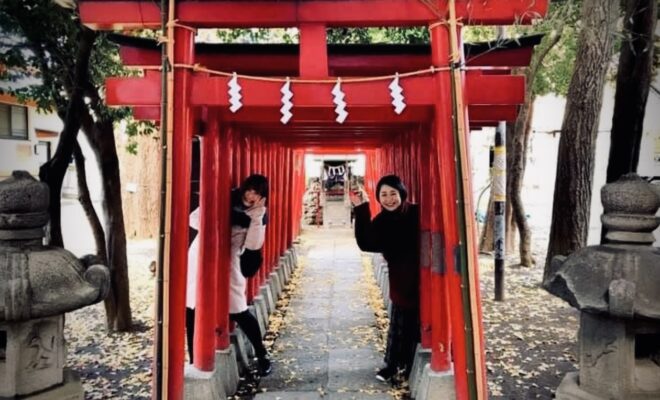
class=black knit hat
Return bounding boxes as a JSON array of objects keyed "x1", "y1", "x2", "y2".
[{"x1": 376, "y1": 174, "x2": 408, "y2": 203}]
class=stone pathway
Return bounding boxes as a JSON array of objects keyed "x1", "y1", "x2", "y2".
[
  {"x1": 323, "y1": 199, "x2": 351, "y2": 228},
  {"x1": 256, "y1": 227, "x2": 395, "y2": 400}
]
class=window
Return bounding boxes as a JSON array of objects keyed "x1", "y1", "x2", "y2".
[{"x1": 0, "y1": 103, "x2": 28, "y2": 140}]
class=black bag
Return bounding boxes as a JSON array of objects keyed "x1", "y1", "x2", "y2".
[{"x1": 240, "y1": 248, "x2": 263, "y2": 278}]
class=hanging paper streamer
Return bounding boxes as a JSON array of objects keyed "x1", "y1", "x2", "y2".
[
  {"x1": 280, "y1": 77, "x2": 293, "y2": 124},
  {"x1": 332, "y1": 79, "x2": 348, "y2": 124},
  {"x1": 389, "y1": 73, "x2": 406, "y2": 114},
  {"x1": 228, "y1": 72, "x2": 243, "y2": 113}
]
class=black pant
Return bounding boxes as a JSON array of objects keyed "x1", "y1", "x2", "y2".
[
  {"x1": 230, "y1": 310, "x2": 267, "y2": 359},
  {"x1": 186, "y1": 307, "x2": 195, "y2": 363},
  {"x1": 384, "y1": 304, "x2": 420, "y2": 377}
]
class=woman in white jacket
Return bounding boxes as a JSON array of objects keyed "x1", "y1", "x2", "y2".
[
  {"x1": 186, "y1": 206, "x2": 201, "y2": 364},
  {"x1": 185, "y1": 175, "x2": 271, "y2": 376},
  {"x1": 228, "y1": 174, "x2": 271, "y2": 376}
]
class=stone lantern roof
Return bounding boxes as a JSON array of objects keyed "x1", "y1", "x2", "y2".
[
  {"x1": 0, "y1": 171, "x2": 110, "y2": 323},
  {"x1": 544, "y1": 174, "x2": 660, "y2": 320}
]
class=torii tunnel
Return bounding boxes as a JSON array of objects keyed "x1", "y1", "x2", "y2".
[{"x1": 79, "y1": 1, "x2": 549, "y2": 399}]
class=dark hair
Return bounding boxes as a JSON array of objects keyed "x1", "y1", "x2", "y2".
[
  {"x1": 241, "y1": 174, "x2": 269, "y2": 198},
  {"x1": 376, "y1": 174, "x2": 408, "y2": 203}
]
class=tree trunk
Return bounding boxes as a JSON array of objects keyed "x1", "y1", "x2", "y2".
[
  {"x1": 507, "y1": 28, "x2": 563, "y2": 268},
  {"x1": 80, "y1": 114, "x2": 133, "y2": 331},
  {"x1": 38, "y1": 28, "x2": 96, "y2": 246},
  {"x1": 543, "y1": 0, "x2": 619, "y2": 284},
  {"x1": 72, "y1": 140, "x2": 108, "y2": 264},
  {"x1": 508, "y1": 100, "x2": 534, "y2": 267},
  {"x1": 605, "y1": 0, "x2": 657, "y2": 182}
]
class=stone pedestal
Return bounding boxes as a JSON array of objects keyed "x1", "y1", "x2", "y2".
[
  {"x1": 409, "y1": 345, "x2": 432, "y2": 398},
  {"x1": 183, "y1": 364, "x2": 226, "y2": 400},
  {"x1": 416, "y1": 364, "x2": 455, "y2": 400},
  {"x1": 23, "y1": 369, "x2": 83, "y2": 400},
  {"x1": 0, "y1": 316, "x2": 65, "y2": 398},
  {"x1": 269, "y1": 271, "x2": 282, "y2": 300},
  {"x1": 259, "y1": 284, "x2": 275, "y2": 314},
  {"x1": 182, "y1": 346, "x2": 241, "y2": 399},
  {"x1": 230, "y1": 331, "x2": 252, "y2": 374},
  {"x1": 250, "y1": 299, "x2": 268, "y2": 337},
  {"x1": 215, "y1": 346, "x2": 240, "y2": 395}
]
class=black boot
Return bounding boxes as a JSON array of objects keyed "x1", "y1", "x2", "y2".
[
  {"x1": 376, "y1": 365, "x2": 397, "y2": 382},
  {"x1": 258, "y1": 355, "x2": 272, "y2": 376}
]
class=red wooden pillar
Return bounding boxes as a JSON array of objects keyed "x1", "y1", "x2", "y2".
[
  {"x1": 430, "y1": 22, "x2": 469, "y2": 398},
  {"x1": 277, "y1": 146, "x2": 286, "y2": 255},
  {"x1": 299, "y1": 23, "x2": 328, "y2": 77},
  {"x1": 268, "y1": 144, "x2": 277, "y2": 275},
  {"x1": 284, "y1": 148, "x2": 293, "y2": 248},
  {"x1": 293, "y1": 150, "x2": 304, "y2": 238},
  {"x1": 216, "y1": 125, "x2": 233, "y2": 350},
  {"x1": 194, "y1": 110, "x2": 220, "y2": 370},
  {"x1": 418, "y1": 128, "x2": 433, "y2": 349},
  {"x1": 253, "y1": 140, "x2": 270, "y2": 284},
  {"x1": 168, "y1": 25, "x2": 195, "y2": 400},
  {"x1": 232, "y1": 130, "x2": 242, "y2": 186}
]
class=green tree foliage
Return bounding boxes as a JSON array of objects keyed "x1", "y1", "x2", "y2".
[
  {"x1": 0, "y1": 2, "x2": 153, "y2": 153},
  {"x1": 327, "y1": 27, "x2": 429, "y2": 44},
  {"x1": 207, "y1": 27, "x2": 429, "y2": 45},
  {"x1": 1, "y1": 0, "x2": 136, "y2": 331}
]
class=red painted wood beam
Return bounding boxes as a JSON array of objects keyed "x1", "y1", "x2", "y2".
[
  {"x1": 129, "y1": 104, "x2": 519, "y2": 125},
  {"x1": 466, "y1": 74, "x2": 524, "y2": 105},
  {"x1": 299, "y1": 146, "x2": 374, "y2": 153},
  {"x1": 132, "y1": 106, "x2": 161, "y2": 121},
  {"x1": 190, "y1": 76, "x2": 434, "y2": 106},
  {"x1": 469, "y1": 105, "x2": 518, "y2": 122},
  {"x1": 80, "y1": 0, "x2": 548, "y2": 29},
  {"x1": 80, "y1": 1, "x2": 161, "y2": 29},
  {"x1": 217, "y1": 107, "x2": 434, "y2": 123},
  {"x1": 106, "y1": 71, "x2": 161, "y2": 106},
  {"x1": 118, "y1": 45, "x2": 534, "y2": 75}
]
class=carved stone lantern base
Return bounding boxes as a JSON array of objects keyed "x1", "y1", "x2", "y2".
[
  {"x1": 0, "y1": 316, "x2": 81, "y2": 399},
  {"x1": 556, "y1": 313, "x2": 660, "y2": 400}
]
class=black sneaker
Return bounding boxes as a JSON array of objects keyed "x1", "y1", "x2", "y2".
[
  {"x1": 258, "y1": 356, "x2": 272, "y2": 376},
  {"x1": 376, "y1": 365, "x2": 397, "y2": 382}
]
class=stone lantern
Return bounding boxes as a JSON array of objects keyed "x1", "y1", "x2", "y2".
[
  {"x1": 0, "y1": 171, "x2": 110, "y2": 399},
  {"x1": 544, "y1": 174, "x2": 660, "y2": 400}
]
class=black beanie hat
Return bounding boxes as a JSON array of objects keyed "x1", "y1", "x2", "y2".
[{"x1": 376, "y1": 174, "x2": 408, "y2": 203}]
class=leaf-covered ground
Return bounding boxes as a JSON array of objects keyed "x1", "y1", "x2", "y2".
[
  {"x1": 479, "y1": 255, "x2": 579, "y2": 399},
  {"x1": 64, "y1": 241, "x2": 156, "y2": 400},
  {"x1": 63, "y1": 238, "x2": 579, "y2": 399}
]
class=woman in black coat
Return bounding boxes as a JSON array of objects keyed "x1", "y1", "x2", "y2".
[{"x1": 350, "y1": 174, "x2": 420, "y2": 383}]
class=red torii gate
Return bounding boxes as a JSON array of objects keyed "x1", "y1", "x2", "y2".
[{"x1": 78, "y1": 1, "x2": 548, "y2": 399}]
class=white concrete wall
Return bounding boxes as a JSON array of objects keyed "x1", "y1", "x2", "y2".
[
  {"x1": 0, "y1": 101, "x2": 106, "y2": 255},
  {"x1": 470, "y1": 78, "x2": 660, "y2": 249}
]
